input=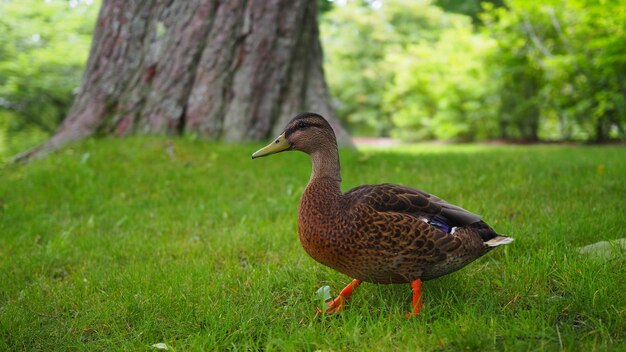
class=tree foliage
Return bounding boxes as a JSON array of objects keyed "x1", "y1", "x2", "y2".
[
  {"x1": 0, "y1": 0, "x2": 99, "y2": 155},
  {"x1": 385, "y1": 22, "x2": 498, "y2": 141},
  {"x1": 434, "y1": 0, "x2": 505, "y2": 23},
  {"x1": 321, "y1": 0, "x2": 465, "y2": 136},
  {"x1": 483, "y1": 0, "x2": 626, "y2": 141},
  {"x1": 322, "y1": 0, "x2": 626, "y2": 142}
]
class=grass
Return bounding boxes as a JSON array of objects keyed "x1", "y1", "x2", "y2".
[{"x1": 0, "y1": 137, "x2": 625, "y2": 351}]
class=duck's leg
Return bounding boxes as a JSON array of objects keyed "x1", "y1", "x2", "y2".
[
  {"x1": 320, "y1": 279, "x2": 362, "y2": 313},
  {"x1": 405, "y1": 278, "x2": 424, "y2": 317}
]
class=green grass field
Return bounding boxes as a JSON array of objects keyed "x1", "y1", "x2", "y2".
[{"x1": 1, "y1": 138, "x2": 624, "y2": 351}]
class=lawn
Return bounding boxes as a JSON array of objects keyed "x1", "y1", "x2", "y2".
[{"x1": 0, "y1": 138, "x2": 624, "y2": 351}]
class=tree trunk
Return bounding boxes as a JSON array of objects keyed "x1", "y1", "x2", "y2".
[
  {"x1": 14, "y1": 0, "x2": 351, "y2": 162},
  {"x1": 594, "y1": 115, "x2": 609, "y2": 143}
]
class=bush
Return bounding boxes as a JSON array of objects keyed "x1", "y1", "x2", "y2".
[
  {"x1": 321, "y1": 0, "x2": 626, "y2": 142},
  {"x1": 0, "y1": 0, "x2": 99, "y2": 157}
]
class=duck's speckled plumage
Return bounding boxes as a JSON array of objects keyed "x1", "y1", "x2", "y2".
[
  {"x1": 299, "y1": 178, "x2": 498, "y2": 284},
  {"x1": 253, "y1": 112, "x2": 513, "y2": 315}
]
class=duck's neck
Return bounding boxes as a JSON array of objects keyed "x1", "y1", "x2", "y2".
[{"x1": 308, "y1": 147, "x2": 342, "y2": 191}]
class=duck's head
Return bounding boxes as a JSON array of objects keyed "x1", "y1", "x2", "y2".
[{"x1": 252, "y1": 112, "x2": 337, "y2": 159}]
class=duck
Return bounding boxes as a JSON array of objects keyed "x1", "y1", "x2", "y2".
[{"x1": 252, "y1": 112, "x2": 513, "y2": 316}]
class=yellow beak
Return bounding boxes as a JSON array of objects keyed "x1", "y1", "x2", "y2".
[{"x1": 251, "y1": 132, "x2": 291, "y2": 159}]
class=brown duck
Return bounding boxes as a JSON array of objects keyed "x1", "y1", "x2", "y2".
[{"x1": 252, "y1": 113, "x2": 513, "y2": 316}]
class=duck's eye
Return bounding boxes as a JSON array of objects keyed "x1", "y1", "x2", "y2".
[{"x1": 297, "y1": 122, "x2": 307, "y2": 129}]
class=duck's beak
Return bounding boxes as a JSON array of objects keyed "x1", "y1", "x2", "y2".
[{"x1": 252, "y1": 132, "x2": 291, "y2": 159}]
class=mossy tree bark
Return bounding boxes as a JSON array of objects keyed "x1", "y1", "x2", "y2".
[{"x1": 16, "y1": 0, "x2": 350, "y2": 162}]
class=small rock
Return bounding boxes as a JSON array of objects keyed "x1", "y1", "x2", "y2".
[
  {"x1": 577, "y1": 238, "x2": 626, "y2": 259},
  {"x1": 151, "y1": 342, "x2": 170, "y2": 350}
]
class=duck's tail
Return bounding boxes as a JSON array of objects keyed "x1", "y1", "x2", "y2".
[
  {"x1": 485, "y1": 236, "x2": 514, "y2": 247},
  {"x1": 467, "y1": 220, "x2": 499, "y2": 242}
]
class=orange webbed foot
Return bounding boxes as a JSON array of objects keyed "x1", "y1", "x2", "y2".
[
  {"x1": 316, "y1": 279, "x2": 362, "y2": 314},
  {"x1": 405, "y1": 278, "x2": 424, "y2": 318},
  {"x1": 322, "y1": 295, "x2": 347, "y2": 313}
]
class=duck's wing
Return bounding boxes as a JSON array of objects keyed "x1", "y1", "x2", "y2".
[{"x1": 344, "y1": 183, "x2": 482, "y2": 228}]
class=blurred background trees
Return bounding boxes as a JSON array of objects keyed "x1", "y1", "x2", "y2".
[
  {"x1": 0, "y1": 0, "x2": 99, "y2": 156},
  {"x1": 321, "y1": 0, "x2": 626, "y2": 142},
  {"x1": 17, "y1": 0, "x2": 350, "y2": 162},
  {"x1": 1, "y1": 0, "x2": 625, "y2": 158}
]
